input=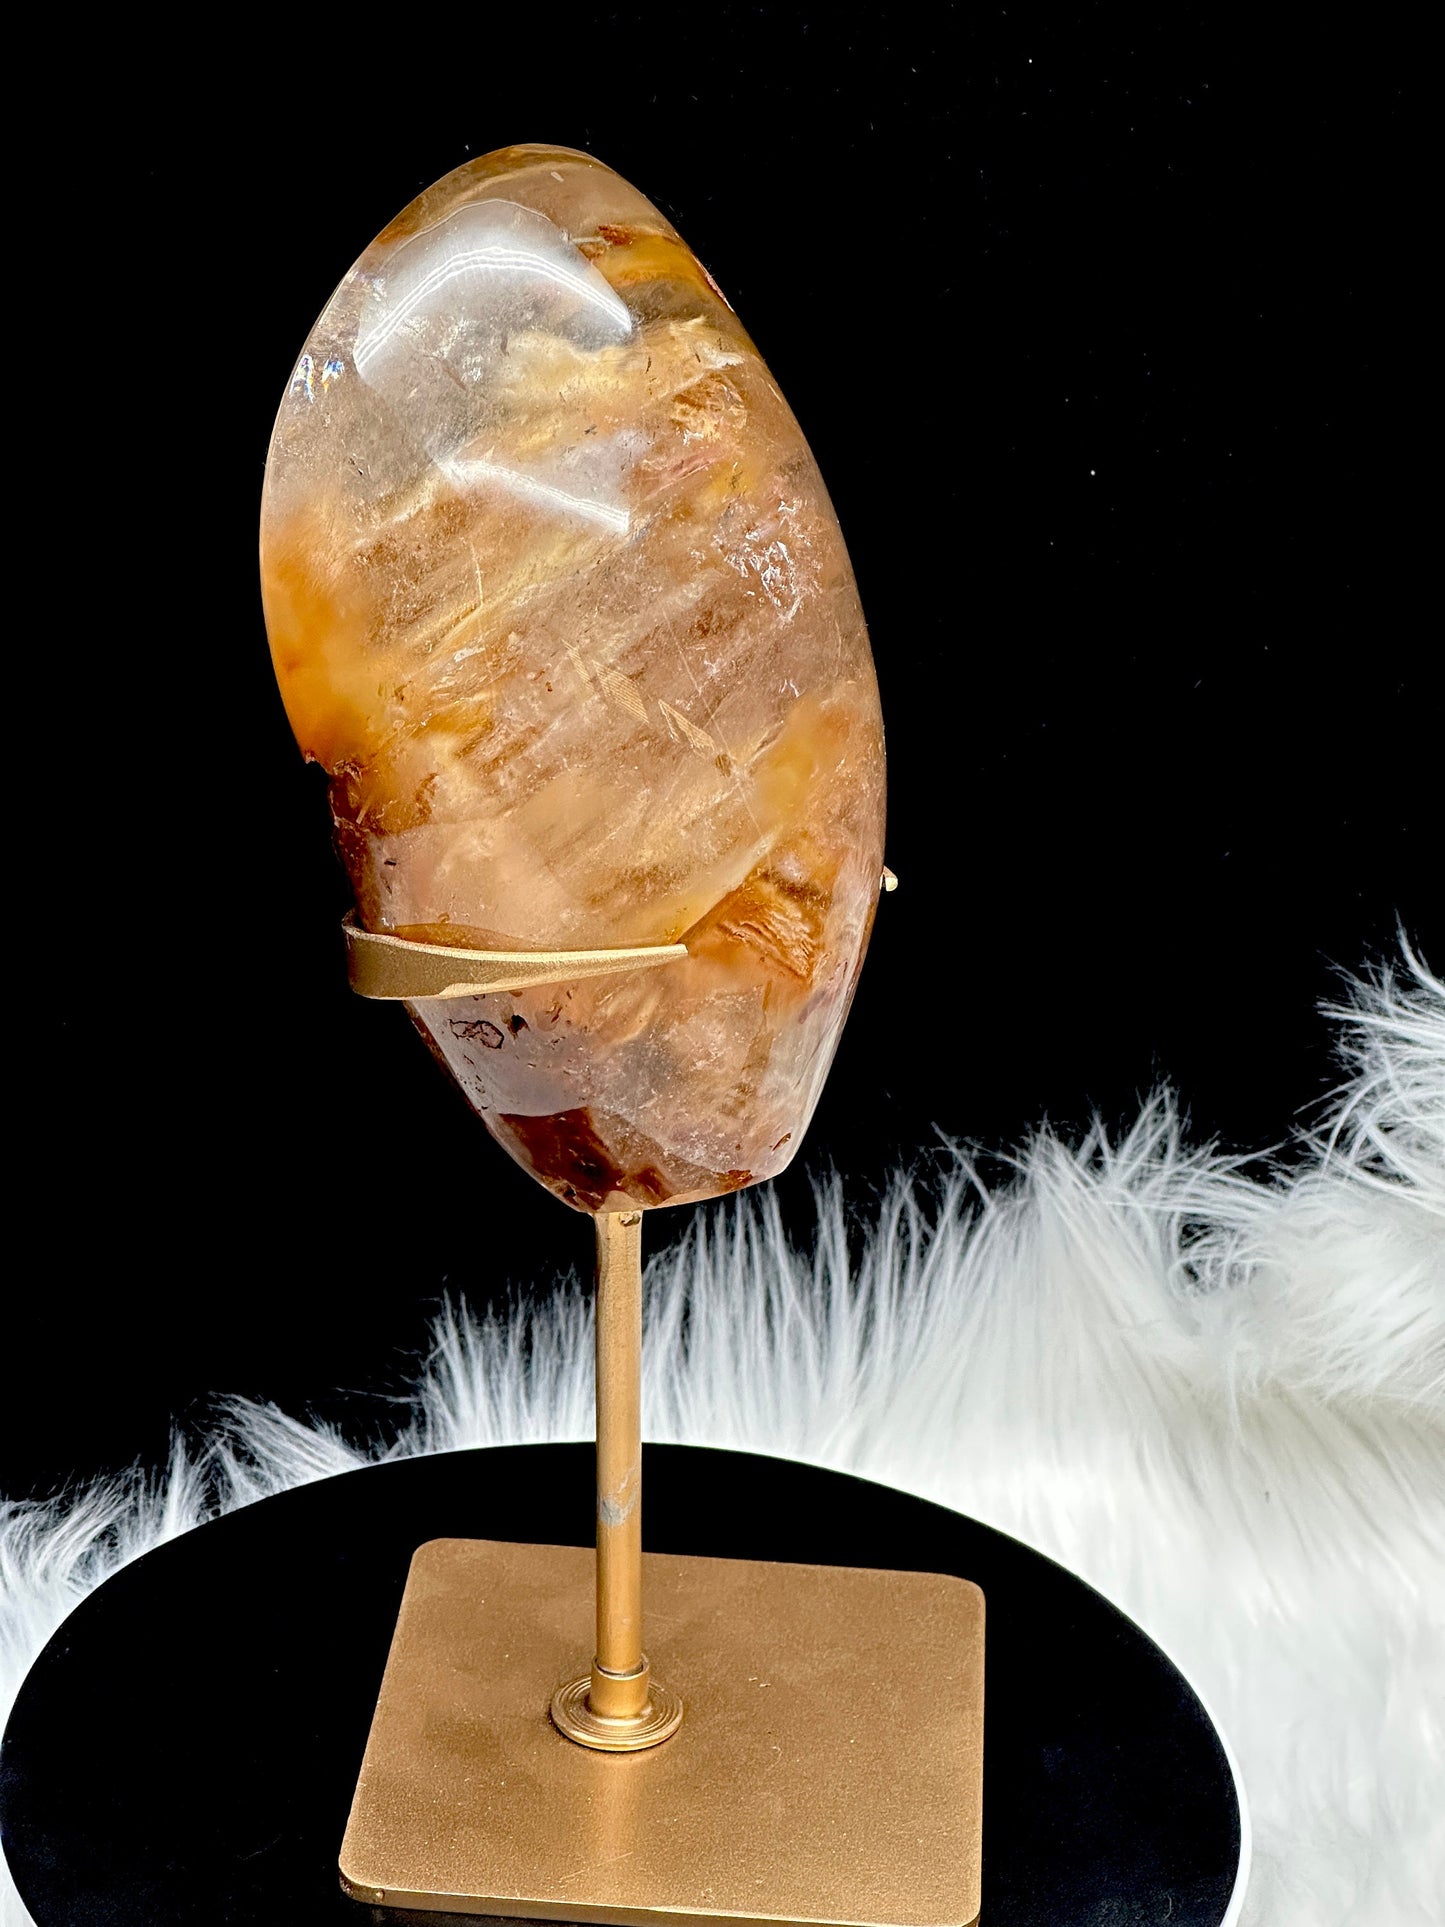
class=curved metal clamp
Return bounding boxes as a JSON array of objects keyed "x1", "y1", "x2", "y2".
[
  {"x1": 344, "y1": 864, "x2": 893, "y2": 1001},
  {"x1": 343, "y1": 912, "x2": 688, "y2": 1002}
]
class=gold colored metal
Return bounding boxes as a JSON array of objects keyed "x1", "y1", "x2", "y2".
[
  {"x1": 337, "y1": 885, "x2": 972, "y2": 1918},
  {"x1": 548, "y1": 1211, "x2": 682, "y2": 1753},
  {"x1": 591, "y1": 1212, "x2": 647, "y2": 1710},
  {"x1": 549, "y1": 1670, "x2": 685, "y2": 1752},
  {"x1": 339, "y1": 1536, "x2": 985, "y2": 1925},
  {"x1": 342, "y1": 912, "x2": 688, "y2": 1002}
]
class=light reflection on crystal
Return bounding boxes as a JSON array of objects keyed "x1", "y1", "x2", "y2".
[{"x1": 261, "y1": 146, "x2": 885, "y2": 1211}]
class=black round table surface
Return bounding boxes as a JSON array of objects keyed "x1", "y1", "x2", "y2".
[{"x1": 1, "y1": 1445, "x2": 1242, "y2": 1925}]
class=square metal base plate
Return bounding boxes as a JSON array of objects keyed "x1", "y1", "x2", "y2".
[{"x1": 340, "y1": 1538, "x2": 984, "y2": 1925}]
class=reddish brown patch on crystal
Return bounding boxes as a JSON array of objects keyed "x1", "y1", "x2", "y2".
[
  {"x1": 260, "y1": 148, "x2": 885, "y2": 1214},
  {"x1": 497, "y1": 1109, "x2": 678, "y2": 1213}
]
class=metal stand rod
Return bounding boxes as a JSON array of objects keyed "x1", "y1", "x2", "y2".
[
  {"x1": 549, "y1": 1209, "x2": 683, "y2": 1751},
  {"x1": 590, "y1": 1210, "x2": 648, "y2": 1719}
]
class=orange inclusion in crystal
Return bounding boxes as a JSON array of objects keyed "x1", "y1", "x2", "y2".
[{"x1": 260, "y1": 146, "x2": 885, "y2": 1211}]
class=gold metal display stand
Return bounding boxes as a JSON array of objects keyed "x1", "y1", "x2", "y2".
[{"x1": 337, "y1": 916, "x2": 983, "y2": 1926}]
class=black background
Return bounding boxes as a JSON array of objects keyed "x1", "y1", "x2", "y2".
[{"x1": 10, "y1": 10, "x2": 1433, "y2": 1496}]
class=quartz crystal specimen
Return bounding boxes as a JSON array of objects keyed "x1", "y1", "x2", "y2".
[{"x1": 261, "y1": 146, "x2": 885, "y2": 1211}]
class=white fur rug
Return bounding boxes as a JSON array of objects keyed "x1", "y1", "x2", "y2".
[{"x1": 3, "y1": 951, "x2": 1442, "y2": 1927}]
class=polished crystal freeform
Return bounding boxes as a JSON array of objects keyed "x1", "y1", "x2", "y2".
[{"x1": 261, "y1": 145, "x2": 886, "y2": 1211}]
